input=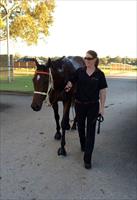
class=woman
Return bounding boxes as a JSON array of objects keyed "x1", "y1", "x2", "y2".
[{"x1": 65, "y1": 50, "x2": 108, "y2": 169}]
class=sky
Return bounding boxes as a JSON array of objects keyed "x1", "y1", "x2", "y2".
[{"x1": 0, "y1": 0, "x2": 136, "y2": 58}]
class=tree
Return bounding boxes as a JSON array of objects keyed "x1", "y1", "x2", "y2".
[
  {"x1": 112, "y1": 56, "x2": 123, "y2": 63},
  {"x1": 100, "y1": 56, "x2": 111, "y2": 66},
  {"x1": 0, "y1": 0, "x2": 55, "y2": 44}
]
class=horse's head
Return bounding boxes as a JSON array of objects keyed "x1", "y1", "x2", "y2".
[
  {"x1": 31, "y1": 62, "x2": 49, "y2": 111},
  {"x1": 31, "y1": 56, "x2": 79, "y2": 111}
]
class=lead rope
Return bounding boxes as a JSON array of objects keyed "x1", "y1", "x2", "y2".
[{"x1": 45, "y1": 68, "x2": 54, "y2": 106}]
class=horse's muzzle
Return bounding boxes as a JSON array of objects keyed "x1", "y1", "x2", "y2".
[{"x1": 31, "y1": 104, "x2": 41, "y2": 111}]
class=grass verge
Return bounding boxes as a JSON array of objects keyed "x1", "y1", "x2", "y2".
[
  {"x1": 0, "y1": 69, "x2": 136, "y2": 93},
  {"x1": 0, "y1": 75, "x2": 33, "y2": 92}
]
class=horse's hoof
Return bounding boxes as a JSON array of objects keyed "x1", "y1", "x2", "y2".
[
  {"x1": 57, "y1": 147, "x2": 67, "y2": 156},
  {"x1": 54, "y1": 132, "x2": 61, "y2": 140}
]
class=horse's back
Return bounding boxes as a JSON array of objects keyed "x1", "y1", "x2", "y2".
[
  {"x1": 60, "y1": 56, "x2": 84, "y2": 84},
  {"x1": 67, "y1": 56, "x2": 85, "y2": 70}
]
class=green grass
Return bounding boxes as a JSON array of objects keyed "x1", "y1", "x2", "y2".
[{"x1": 0, "y1": 75, "x2": 34, "y2": 92}]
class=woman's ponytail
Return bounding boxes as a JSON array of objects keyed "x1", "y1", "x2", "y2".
[{"x1": 95, "y1": 57, "x2": 99, "y2": 68}]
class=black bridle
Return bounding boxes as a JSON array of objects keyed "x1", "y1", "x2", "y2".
[
  {"x1": 93, "y1": 113, "x2": 104, "y2": 134},
  {"x1": 96, "y1": 114, "x2": 104, "y2": 134}
]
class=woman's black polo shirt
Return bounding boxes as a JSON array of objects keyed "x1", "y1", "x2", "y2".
[{"x1": 70, "y1": 67, "x2": 108, "y2": 102}]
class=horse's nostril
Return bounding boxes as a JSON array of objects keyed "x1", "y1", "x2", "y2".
[
  {"x1": 31, "y1": 104, "x2": 39, "y2": 111},
  {"x1": 31, "y1": 104, "x2": 35, "y2": 109},
  {"x1": 36, "y1": 105, "x2": 40, "y2": 110},
  {"x1": 31, "y1": 104, "x2": 41, "y2": 111}
]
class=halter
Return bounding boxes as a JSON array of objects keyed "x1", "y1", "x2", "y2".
[
  {"x1": 34, "y1": 70, "x2": 49, "y2": 96},
  {"x1": 34, "y1": 91, "x2": 47, "y2": 96},
  {"x1": 35, "y1": 70, "x2": 49, "y2": 75},
  {"x1": 34, "y1": 69, "x2": 54, "y2": 105}
]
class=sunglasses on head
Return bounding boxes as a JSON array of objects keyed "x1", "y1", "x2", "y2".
[{"x1": 84, "y1": 57, "x2": 95, "y2": 60}]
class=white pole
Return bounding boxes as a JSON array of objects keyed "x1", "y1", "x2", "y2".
[{"x1": 6, "y1": 0, "x2": 11, "y2": 82}]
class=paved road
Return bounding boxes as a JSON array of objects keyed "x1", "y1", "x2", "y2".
[{"x1": 0, "y1": 77, "x2": 137, "y2": 200}]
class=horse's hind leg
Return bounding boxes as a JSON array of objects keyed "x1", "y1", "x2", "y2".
[
  {"x1": 52, "y1": 103, "x2": 61, "y2": 140},
  {"x1": 70, "y1": 104, "x2": 77, "y2": 130},
  {"x1": 71, "y1": 114, "x2": 77, "y2": 130}
]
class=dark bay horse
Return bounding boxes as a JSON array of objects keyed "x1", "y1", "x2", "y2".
[{"x1": 31, "y1": 56, "x2": 85, "y2": 156}]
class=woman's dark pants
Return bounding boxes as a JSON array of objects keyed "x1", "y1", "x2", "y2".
[{"x1": 75, "y1": 102, "x2": 99, "y2": 164}]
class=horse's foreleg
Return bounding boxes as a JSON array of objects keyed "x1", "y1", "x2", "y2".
[
  {"x1": 62, "y1": 101, "x2": 71, "y2": 130},
  {"x1": 57, "y1": 117, "x2": 67, "y2": 156},
  {"x1": 52, "y1": 103, "x2": 61, "y2": 140},
  {"x1": 58, "y1": 129, "x2": 67, "y2": 156},
  {"x1": 57, "y1": 101, "x2": 71, "y2": 156}
]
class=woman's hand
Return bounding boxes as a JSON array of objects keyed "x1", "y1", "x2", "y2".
[
  {"x1": 65, "y1": 81, "x2": 73, "y2": 92},
  {"x1": 99, "y1": 88, "x2": 107, "y2": 116},
  {"x1": 99, "y1": 107, "x2": 104, "y2": 116}
]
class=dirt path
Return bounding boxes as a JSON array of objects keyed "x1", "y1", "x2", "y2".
[{"x1": 0, "y1": 78, "x2": 136, "y2": 200}]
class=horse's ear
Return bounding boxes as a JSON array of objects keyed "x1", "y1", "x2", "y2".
[
  {"x1": 60, "y1": 56, "x2": 65, "y2": 60},
  {"x1": 56, "y1": 56, "x2": 65, "y2": 62},
  {"x1": 48, "y1": 57, "x2": 51, "y2": 62},
  {"x1": 47, "y1": 57, "x2": 51, "y2": 68}
]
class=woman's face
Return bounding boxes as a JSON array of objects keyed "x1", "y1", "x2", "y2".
[{"x1": 84, "y1": 53, "x2": 96, "y2": 68}]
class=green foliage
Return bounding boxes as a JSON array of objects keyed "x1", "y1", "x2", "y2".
[
  {"x1": 100, "y1": 56, "x2": 137, "y2": 66},
  {"x1": 0, "y1": 0, "x2": 55, "y2": 44},
  {"x1": 10, "y1": 14, "x2": 39, "y2": 44},
  {"x1": 0, "y1": 15, "x2": 4, "y2": 28}
]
